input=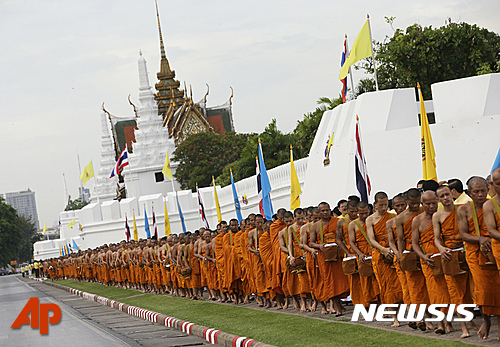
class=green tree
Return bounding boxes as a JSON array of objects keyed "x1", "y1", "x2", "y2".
[
  {"x1": 65, "y1": 197, "x2": 90, "y2": 211},
  {"x1": 173, "y1": 132, "x2": 250, "y2": 191},
  {"x1": 0, "y1": 197, "x2": 23, "y2": 267},
  {"x1": 358, "y1": 21, "x2": 500, "y2": 99},
  {"x1": 17, "y1": 216, "x2": 40, "y2": 263}
]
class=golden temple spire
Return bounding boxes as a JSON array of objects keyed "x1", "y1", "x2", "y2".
[{"x1": 155, "y1": 0, "x2": 166, "y2": 60}]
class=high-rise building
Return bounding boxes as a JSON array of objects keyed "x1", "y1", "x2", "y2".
[
  {"x1": 79, "y1": 186, "x2": 91, "y2": 202},
  {"x1": 3, "y1": 189, "x2": 40, "y2": 229}
]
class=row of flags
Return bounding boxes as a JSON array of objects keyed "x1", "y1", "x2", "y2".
[{"x1": 59, "y1": 240, "x2": 80, "y2": 256}]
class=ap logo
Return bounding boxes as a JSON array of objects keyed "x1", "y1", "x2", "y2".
[{"x1": 11, "y1": 297, "x2": 62, "y2": 335}]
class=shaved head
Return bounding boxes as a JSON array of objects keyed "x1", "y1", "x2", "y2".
[{"x1": 467, "y1": 176, "x2": 488, "y2": 190}]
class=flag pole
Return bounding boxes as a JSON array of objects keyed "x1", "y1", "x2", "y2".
[
  {"x1": 196, "y1": 183, "x2": 203, "y2": 228},
  {"x1": 367, "y1": 14, "x2": 379, "y2": 91},
  {"x1": 345, "y1": 34, "x2": 356, "y2": 97}
]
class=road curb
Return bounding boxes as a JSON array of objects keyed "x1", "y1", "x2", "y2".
[{"x1": 38, "y1": 279, "x2": 274, "y2": 347}]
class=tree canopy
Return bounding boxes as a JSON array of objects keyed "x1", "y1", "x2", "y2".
[
  {"x1": 174, "y1": 96, "x2": 341, "y2": 189},
  {"x1": 358, "y1": 20, "x2": 500, "y2": 99},
  {"x1": 65, "y1": 197, "x2": 90, "y2": 211}
]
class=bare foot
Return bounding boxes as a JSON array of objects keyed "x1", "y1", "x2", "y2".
[
  {"x1": 469, "y1": 321, "x2": 480, "y2": 331},
  {"x1": 461, "y1": 331, "x2": 470, "y2": 339},
  {"x1": 445, "y1": 322, "x2": 456, "y2": 333},
  {"x1": 321, "y1": 306, "x2": 329, "y2": 315},
  {"x1": 391, "y1": 321, "x2": 401, "y2": 328},
  {"x1": 265, "y1": 300, "x2": 272, "y2": 309},
  {"x1": 311, "y1": 300, "x2": 318, "y2": 312},
  {"x1": 478, "y1": 320, "x2": 491, "y2": 340}
]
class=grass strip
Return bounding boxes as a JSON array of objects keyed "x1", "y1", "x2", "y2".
[{"x1": 55, "y1": 280, "x2": 470, "y2": 347}]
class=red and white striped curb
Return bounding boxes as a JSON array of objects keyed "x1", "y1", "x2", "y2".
[{"x1": 37, "y1": 280, "x2": 274, "y2": 347}]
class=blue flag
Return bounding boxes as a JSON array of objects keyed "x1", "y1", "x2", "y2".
[
  {"x1": 258, "y1": 140, "x2": 274, "y2": 220},
  {"x1": 72, "y1": 239, "x2": 80, "y2": 251},
  {"x1": 144, "y1": 206, "x2": 151, "y2": 238},
  {"x1": 230, "y1": 170, "x2": 243, "y2": 223},
  {"x1": 176, "y1": 192, "x2": 187, "y2": 233},
  {"x1": 492, "y1": 148, "x2": 500, "y2": 172}
]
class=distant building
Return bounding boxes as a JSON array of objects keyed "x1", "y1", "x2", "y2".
[
  {"x1": 79, "y1": 186, "x2": 91, "y2": 202},
  {"x1": 3, "y1": 189, "x2": 40, "y2": 229}
]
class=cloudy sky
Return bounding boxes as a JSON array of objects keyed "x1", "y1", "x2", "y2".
[{"x1": 1, "y1": 0, "x2": 499, "y2": 227}]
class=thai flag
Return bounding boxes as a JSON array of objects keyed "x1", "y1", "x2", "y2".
[
  {"x1": 256, "y1": 158, "x2": 264, "y2": 216},
  {"x1": 198, "y1": 189, "x2": 209, "y2": 229},
  {"x1": 110, "y1": 146, "x2": 129, "y2": 178},
  {"x1": 125, "y1": 215, "x2": 131, "y2": 242},
  {"x1": 355, "y1": 116, "x2": 371, "y2": 202},
  {"x1": 341, "y1": 38, "x2": 348, "y2": 103},
  {"x1": 152, "y1": 204, "x2": 158, "y2": 239}
]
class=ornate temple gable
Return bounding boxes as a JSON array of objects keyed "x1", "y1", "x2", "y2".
[{"x1": 176, "y1": 108, "x2": 213, "y2": 144}]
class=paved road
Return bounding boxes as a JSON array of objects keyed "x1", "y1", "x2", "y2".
[{"x1": 1, "y1": 275, "x2": 210, "y2": 347}]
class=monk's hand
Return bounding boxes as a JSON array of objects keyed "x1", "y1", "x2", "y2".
[
  {"x1": 479, "y1": 236, "x2": 492, "y2": 252},
  {"x1": 424, "y1": 254, "x2": 434, "y2": 268},
  {"x1": 289, "y1": 256, "x2": 296, "y2": 267},
  {"x1": 311, "y1": 251, "x2": 318, "y2": 260},
  {"x1": 441, "y1": 248, "x2": 452, "y2": 261},
  {"x1": 384, "y1": 248, "x2": 394, "y2": 261},
  {"x1": 319, "y1": 244, "x2": 325, "y2": 251},
  {"x1": 347, "y1": 252, "x2": 356, "y2": 258},
  {"x1": 358, "y1": 255, "x2": 366, "y2": 264}
]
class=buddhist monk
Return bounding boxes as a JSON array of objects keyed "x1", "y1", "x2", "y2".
[
  {"x1": 287, "y1": 208, "x2": 309, "y2": 312},
  {"x1": 249, "y1": 214, "x2": 272, "y2": 308},
  {"x1": 224, "y1": 219, "x2": 243, "y2": 304},
  {"x1": 259, "y1": 218, "x2": 276, "y2": 309},
  {"x1": 395, "y1": 188, "x2": 431, "y2": 331},
  {"x1": 349, "y1": 201, "x2": 380, "y2": 307},
  {"x1": 205, "y1": 231, "x2": 220, "y2": 301},
  {"x1": 366, "y1": 192, "x2": 403, "y2": 327},
  {"x1": 310, "y1": 202, "x2": 349, "y2": 315},
  {"x1": 270, "y1": 208, "x2": 287, "y2": 308},
  {"x1": 195, "y1": 230, "x2": 210, "y2": 299},
  {"x1": 337, "y1": 200, "x2": 367, "y2": 308},
  {"x1": 214, "y1": 221, "x2": 229, "y2": 302},
  {"x1": 434, "y1": 185, "x2": 476, "y2": 338},
  {"x1": 484, "y1": 168, "x2": 500, "y2": 271},
  {"x1": 458, "y1": 176, "x2": 500, "y2": 340},
  {"x1": 301, "y1": 207, "x2": 321, "y2": 312},
  {"x1": 412, "y1": 190, "x2": 453, "y2": 334}
]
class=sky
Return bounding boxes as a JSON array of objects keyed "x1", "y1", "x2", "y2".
[{"x1": 1, "y1": 0, "x2": 499, "y2": 228}]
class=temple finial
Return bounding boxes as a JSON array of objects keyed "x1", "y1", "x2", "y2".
[
  {"x1": 229, "y1": 86, "x2": 234, "y2": 106},
  {"x1": 155, "y1": 0, "x2": 166, "y2": 59},
  {"x1": 204, "y1": 83, "x2": 210, "y2": 104}
]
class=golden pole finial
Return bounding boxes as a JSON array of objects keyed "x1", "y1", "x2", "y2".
[
  {"x1": 367, "y1": 13, "x2": 370, "y2": 19},
  {"x1": 417, "y1": 82, "x2": 421, "y2": 89},
  {"x1": 356, "y1": 115, "x2": 359, "y2": 121},
  {"x1": 258, "y1": 137, "x2": 261, "y2": 143},
  {"x1": 290, "y1": 144, "x2": 292, "y2": 150}
]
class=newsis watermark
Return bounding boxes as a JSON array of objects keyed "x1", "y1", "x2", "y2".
[{"x1": 351, "y1": 304, "x2": 476, "y2": 322}]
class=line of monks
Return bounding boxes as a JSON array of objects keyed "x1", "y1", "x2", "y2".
[{"x1": 42, "y1": 169, "x2": 500, "y2": 340}]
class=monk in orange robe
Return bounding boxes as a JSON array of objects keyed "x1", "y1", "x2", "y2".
[
  {"x1": 337, "y1": 201, "x2": 367, "y2": 308},
  {"x1": 484, "y1": 168, "x2": 500, "y2": 272},
  {"x1": 204, "y1": 231, "x2": 220, "y2": 300},
  {"x1": 458, "y1": 177, "x2": 500, "y2": 340},
  {"x1": 270, "y1": 208, "x2": 287, "y2": 309},
  {"x1": 214, "y1": 222, "x2": 229, "y2": 301},
  {"x1": 310, "y1": 202, "x2": 349, "y2": 315},
  {"x1": 223, "y1": 219, "x2": 243, "y2": 303},
  {"x1": 250, "y1": 214, "x2": 272, "y2": 308},
  {"x1": 387, "y1": 195, "x2": 410, "y2": 306},
  {"x1": 395, "y1": 188, "x2": 430, "y2": 331},
  {"x1": 413, "y1": 191, "x2": 454, "y2": 334},
  {"x1": 242, "y1": 214, "x2": 257, "y2": 303},
  {"x1": 301, "y1": 208, "x2": 321, "y2": 312},
  {"x1": 349, "y1": 202, "x2": 380, "y2": 306},
  {"x1": 259, "y1": 220, "x2": 275, "y2": 307},
  {"x1": 434, "y1": 185, "x2": 476, "y2": 338},
  {"x1": 287, "y1": 209, "x2": 309, "y2": 311},
  {"x1": 278, "y1": 211, "x2": 300, "y2": 309}
]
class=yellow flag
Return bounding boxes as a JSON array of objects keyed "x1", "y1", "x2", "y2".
[
  {"x1": 133, "y1": 210, "x2": 138, "y2": 241},
  {"x1": 59, "y1": 245, "x2": 62, "y2": 256},
  {"x1": 162, "y1": 151, "x2": 173, "y2": 180},
  {"x1": 290, "y1": 145, "x2": 302, "y2": 210},
  {"x1": 68, "y1": 218, "x2": 76, "y2": 229},
  {"x1": 80, "y1": 161, "x2": 94, "y2": 186},
  {"x1": 164, "y1": 197, "x2": 171, "y2": 236},
  {"x1": 339, "y1": 20, "x2": 372, "y2": 80},
  {"x1": 42, "y1": 223, "x2": 47, "y2": 234},
  {"x1": 213, "y1": 176, "x2": 222, "y2": 223},
  {"x1": 418, "y1": 83, "x2": 437, "y2": 181}
]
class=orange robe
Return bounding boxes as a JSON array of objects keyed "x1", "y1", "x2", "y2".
[
  {"x1": 290, "y1": 226, "x2": 310, "y2": 296},
  {"x1": 420, "y1": 223, "x2": 451, "y2": 305},
  {"x1": 353, "y1": 220, "x2": 380, "y2": 303},
  {"x1": 282, "y1": 227, "x2": 300, "y2": 296},
  {"x1": 372, "y1": 213, "x2": 403, "y2": 304},
  {"x1": 492, "y1": 210, "x2": 500, "y2": 273},
  {"x1": 342, "y1": 223, "x2": 366, "y2": 306},
  {"x1": 251, "y1": 229, "x2": 268, "y2": 297},
  {"x1": 270, "y1": 220, "x2": 286, "y2": 295},
  {"x1": 403, "y1": 212, "x2": 430, "y2": 305},
  {"x1": 214, "y1": 233, "x2": 227, "y2": 292},
  {"x1": 259, "y1": 231, "x2": 275, "y2": 299},
  {"x1": 223, "y1": 232, "x2": 242, "y2": 294},
  {"x1": 392, "y1": 225, "x2": 411, "y2": 304},
  {"x1": 190, "y1": 245, "x2": 201, "y2": 288},
  {"x1": 305, "y1": 224, "x2": 320, "y2": 301},
  {"x1": 243, "y1": 227, "x2": 257, "y2": 295},
  {"x1": 440, "y1": 210, "x2": 473, "y2": 306},
  {"x1": 316, "y1": 218, "x2": 349, "y2": 302},
  {"x1": 206, "y1": 246, "x2": 218, "y2": 291},
  {"x1": 200, "y1": 247, "x2": 208, "y2": 288},
  {"x1": 466, "y1": 207, "x2": 500, "y2": 315}
]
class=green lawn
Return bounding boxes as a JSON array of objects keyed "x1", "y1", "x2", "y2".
[{"x1": 55, "y1": 280, "x2": 472, "y2": 347}]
